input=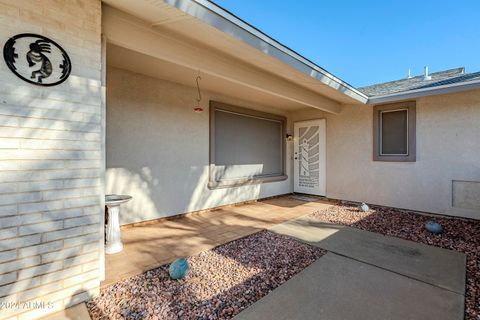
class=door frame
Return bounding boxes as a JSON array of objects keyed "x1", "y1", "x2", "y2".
[{"x1": 293, "y1": 119, "x2": 326, "y2": 196}]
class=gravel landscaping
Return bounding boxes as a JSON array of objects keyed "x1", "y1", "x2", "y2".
[
  {"x1": 311, "y1": 203, "x2": 480, "y2": 320},
  {"x1": 87, "y1": 230, "x2": 325, "y2": 320}
]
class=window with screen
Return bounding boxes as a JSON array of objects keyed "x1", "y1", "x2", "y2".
[
  {"x1": 373, "y1": 102, "x2": 416, "y2": 162},
  {"x1": 209, "y1": 101, "x2": 287, "y2": 188},
  {"x1": 380, "y1": 109, "x2": 408, "y2": 155}
]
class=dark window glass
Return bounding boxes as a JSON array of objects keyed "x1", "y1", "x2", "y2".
[
  {"x1": 380, "y1": 109, "x2": 408, "y2": 155},
  {"x1": 214, "y1": 109, "x2": 283, "y2": 181}
]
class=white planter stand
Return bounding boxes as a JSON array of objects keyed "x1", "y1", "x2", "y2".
[{"x1": 105, "y1": 195, "x2": 132, "y2": 255}]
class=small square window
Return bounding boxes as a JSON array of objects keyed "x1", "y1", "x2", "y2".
[{"x1": 373, "y1": 102, "x2": 416, "y2": 161}]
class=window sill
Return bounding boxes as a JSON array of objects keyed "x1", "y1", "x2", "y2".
[
  {"x1": 208, "y1": 175, "x2": 288, "y2": 189},
  {"x1": 373, "y1": 155, "x2": 416, "y2": 162}
]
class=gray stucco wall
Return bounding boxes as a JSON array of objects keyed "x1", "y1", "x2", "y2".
[
  {"x1": 291, "y1": 90, "x2": 480, "y2": 219},
  {"x1": 106, "y1": 67, "x2": 292, "y2": 225}
]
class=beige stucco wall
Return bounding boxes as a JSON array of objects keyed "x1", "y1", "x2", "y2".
[
  {"x1": 107, "y1": 65, "x2": 480, "y2": 222},
  {"x1": 0, "y1": 1, "x2": 103, "y2": 319},
  {"x1": 291, "y1": 90, "x2": 480, "y2": 219},
  {"x1": 106, "y1": 67, "x2": 292, "y2": 225}
]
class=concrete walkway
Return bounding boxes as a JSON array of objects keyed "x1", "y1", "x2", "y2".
[{"x1": 235, "y1": 216, "x2": 466, "y2": 320}]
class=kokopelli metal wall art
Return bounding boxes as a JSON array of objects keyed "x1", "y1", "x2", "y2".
[
  {"x1": 27, "y1": 40, "x2": 53, "y2": 83},
  {"x1": 3, "y1": 33, "x2": 71, "y2": 86}
]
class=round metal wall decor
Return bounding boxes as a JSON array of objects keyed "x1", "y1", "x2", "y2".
[{"x1": 3, "y1": 33, "x2": 71, "y2": 86}]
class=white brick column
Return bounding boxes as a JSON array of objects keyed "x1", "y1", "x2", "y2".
[{"x1": 0, "y1": 1, "x2": 103, "y2": 319}]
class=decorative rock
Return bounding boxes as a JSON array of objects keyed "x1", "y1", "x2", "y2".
[
  {"x1": 359, "y1": 202, "x2": 369, "y2": 212},
  {"x1": 425, "y1": 221, "x2": 443, "y2": 234},
  {"x1": 168, "y1": 258, "x2": 189, "y2": 280},
  {"x1": 87, "y1": 231, "x2": 324, "y2": 320}
]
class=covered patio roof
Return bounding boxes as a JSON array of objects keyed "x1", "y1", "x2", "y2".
[
  {"x1": 101, "y1": 2, "x2": 364, "y2": 114},
  {"x1": 103, "y1": 0, "x2": 480, "y2": 108}
]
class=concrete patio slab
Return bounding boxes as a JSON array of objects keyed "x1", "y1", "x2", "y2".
[
  {"x1": 40, "y1": 303, "x2": 91, "y2": 320},
  {"x1": 269, "y1": 216, "x2": 466, "y2": 294},
  {"x1": 234, "y1": 253, "x2": 464, "y2": 320},
  {"x1": 103, "y1": 196, "x2": 333, "y2": 286}
]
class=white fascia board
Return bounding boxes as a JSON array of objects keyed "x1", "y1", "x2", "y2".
[
  {"x1": 367, "y1": 80, "x2": 480, "y2": 104},
  {"x1": 162, "y1": 0, "x2": 368, "y2": 104}
]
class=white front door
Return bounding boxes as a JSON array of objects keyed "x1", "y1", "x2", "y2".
[{"x1": 293, "y1": 119, "x2": 326, "y2": 196}]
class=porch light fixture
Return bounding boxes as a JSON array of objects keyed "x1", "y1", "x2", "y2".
[
  {"x1": 193, "y1": 72, "x2": 204, "y2": 113},
  {"x1": 286, "y1": 134, "x2": 293, "y2": 141}
]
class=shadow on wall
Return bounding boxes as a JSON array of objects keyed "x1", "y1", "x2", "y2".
[
  {"x1": 185, "y1": 165, "x2": 262, "y2": 213},
  {"x1": 0, "y1": 74, "x2": 103, "y2": 318},
  {"x1": 105, "y1": 165, "x2": 263, "y2": 225},
  {"x1": 106, "y1": 167, "x2": 160, "y2": 223}
]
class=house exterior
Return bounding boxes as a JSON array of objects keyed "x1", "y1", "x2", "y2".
[{"x1": 0, "y1": 0, "x2": 478, "y2": 319}]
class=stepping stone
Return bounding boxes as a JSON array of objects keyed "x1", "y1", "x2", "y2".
[
  {"x1": 234, "y1": 253, "x2": 464, "y2": 320},
  {"x1": 269, "y1": 216, "x2": 466, "y2": 294}
]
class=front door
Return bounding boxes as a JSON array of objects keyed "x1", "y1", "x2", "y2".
[{"x1": 293, "y1": 119, "x2": 326, "y2": 196}]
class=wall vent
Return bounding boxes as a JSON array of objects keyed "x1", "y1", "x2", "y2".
[{"x1": 452, "y1": 180, "x2": 480, "y2": 210}]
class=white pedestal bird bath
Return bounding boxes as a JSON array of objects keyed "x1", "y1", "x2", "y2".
[{"x1": 105, "y1": 194, "x2": 132, "y2": 254}]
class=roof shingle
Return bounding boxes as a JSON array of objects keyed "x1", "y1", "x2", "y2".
[{"x1": 359, "y1": 67, "x2": 480, "y2": 97}]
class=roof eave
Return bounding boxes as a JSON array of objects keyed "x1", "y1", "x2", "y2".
[
  {"x1": 163, "y1": 0, "x2": 368, "y2": 104},
  {"x1": 367, "y1": 80, "x2": 480, "y2": 105}
]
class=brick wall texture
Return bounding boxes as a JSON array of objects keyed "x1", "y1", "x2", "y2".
[{"x1": 0, "y1": 1, "x2": 103, "y2": 319}]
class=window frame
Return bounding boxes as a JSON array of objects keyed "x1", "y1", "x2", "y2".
[
  {"x1": 209, "y1": 101, "x2": 288, "y2": 189},
  {"x1": 373, "y1": 101, "x2": 416, "y2": 162},
  {"x1": 379, "y1": 108, "x2": 409, "y2": 156}
]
